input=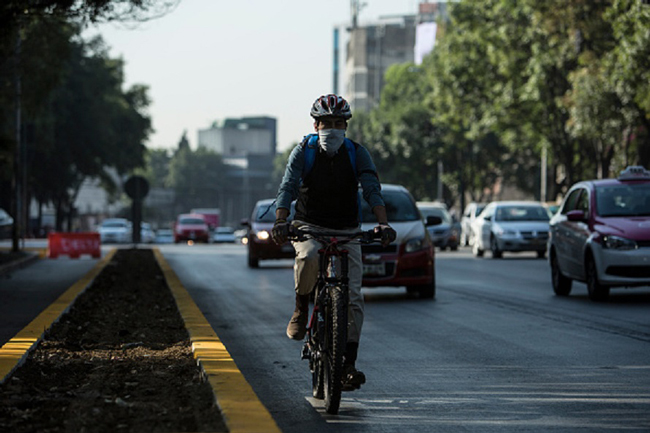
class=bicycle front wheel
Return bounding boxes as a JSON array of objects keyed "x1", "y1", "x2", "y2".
[{"x1": 323, "y1": 285, "x2": 347, "y2": 414}]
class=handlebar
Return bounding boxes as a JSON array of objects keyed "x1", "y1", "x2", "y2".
[{"x1": 287, "y1": 226, "x2": 382, "y2": 244}]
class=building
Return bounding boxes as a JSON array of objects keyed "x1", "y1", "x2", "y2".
[
  {"x1": 343, "y1": 1, "x2": 449, "y2": 112},
  {"x1": 197, "y1": 116, "x2": 277, "y2": 226},
  {"x1": 198, "y1": 116, "x2": 276, "y2": 156}
]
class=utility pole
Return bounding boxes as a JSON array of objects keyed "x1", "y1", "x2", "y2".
[
  {"x1": 437, "y1": 161, "x2": 444, "y2": 202},
  {"x1": 333, "y1": 27, "x2": 339, "y2": 94},
  {"x1": 11, "y1": 22, "x2": 22, "y2": 252},
  {"x1": 541, "y1": 144, "x2": 547, "y2": 202}
]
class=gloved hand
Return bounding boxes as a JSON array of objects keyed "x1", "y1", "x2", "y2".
[
  {"x1": 375, "y1": 224, "x2": 396, "y2": 247},
  {"x1": 271, "y1": 219, "x2": 290, "y2": 245}
]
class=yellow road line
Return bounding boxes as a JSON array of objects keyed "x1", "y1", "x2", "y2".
[
  {"x1": 153, "y1": 248, "x2": 281, "y2": 433},
  {"x1": 0, "y1": 249, "x2": 116, "y2": 383}
]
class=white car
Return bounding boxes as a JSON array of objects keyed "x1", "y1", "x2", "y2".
[
  {"x1": 140, "y1": 222, "x2": 156, "y2": 243},
  {"x1": 155, "y1": 229, "x2": 174, "y2": 244},
  {"x1": 472, "y1": 201, "x2": 551, "y2": 259},
  {"x1": 98, "y1": 218, "x2": 132, "y2": 244},
  {"x1": 0, "y1": 208, "x2": 13, "y2": 239},
  {"x1": 213, "y1": 226, "x2": 236, "y2": 243},
  {"x1": 460, "y1": 202, "x2": 487, "y2": 246}
]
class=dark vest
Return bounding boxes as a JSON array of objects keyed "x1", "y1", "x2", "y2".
[{"x1": 295, "y1": 147, "x2": 358, "y2": 229}]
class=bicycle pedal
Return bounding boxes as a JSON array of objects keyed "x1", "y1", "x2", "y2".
[{"x1": 301, "y1": 344, "x2": 310, "y2": 360}]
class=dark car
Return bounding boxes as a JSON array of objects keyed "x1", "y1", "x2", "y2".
[
  {"x1": 242, "y1": 199, "x2": 296, "y2": 268},
  {"x1": 548, "y1": 166, "x2": 650, "y2": 301}
]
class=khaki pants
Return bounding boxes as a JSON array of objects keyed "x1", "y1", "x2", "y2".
[{"x1": 291, "y1": 221, "x2": 364, "y2": 343}]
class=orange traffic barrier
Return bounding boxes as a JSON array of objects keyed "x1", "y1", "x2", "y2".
[{"x1": 47, "y1": 232, "x2": 101, "y2": 259}]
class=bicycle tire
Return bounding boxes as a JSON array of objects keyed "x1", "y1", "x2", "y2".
[
  {"x1": 311, "y1": 306, "x2": 325, "y2": 399},
  {"x1": 323, "y1": 285, "x2": 347, "y2": 414}
]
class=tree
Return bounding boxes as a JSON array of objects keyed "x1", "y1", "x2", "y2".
[
  {"x1": 27, "y1": 33, "x2": 152, "y2": 230},
  {"x1": 567, "y1": 0, "x2": 650, "y2": 172},
  {"x1": 166, "y1": 146, "x2": 225, "y2": 215},
  {"x1": 141, "y1": 148, "x2": 172, "y2": 189},
  {"x1": 1, "y1": 0, "x2": 177, "y2": 247}
]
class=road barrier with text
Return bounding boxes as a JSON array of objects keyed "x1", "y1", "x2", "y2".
[{"x1": 48, "y1": 232, "x2": 101, "y2": 259}]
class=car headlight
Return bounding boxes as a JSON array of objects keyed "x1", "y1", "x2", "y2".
[
  {"x1": 255, "y1": 230, "x2": 271, "y2": 241},
  {"x1": 405, "y1": 237, "x2": 425, "y2": 253},
  {"x1": 603, "y1": 235, "x2": 637, "y2": 250},
  {"x1": 495, "y1": 227, "x2": 517, "y2": 236}
]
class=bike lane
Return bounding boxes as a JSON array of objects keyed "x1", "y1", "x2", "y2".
[{"x1": 0, "y1": 253, "x2": 102, "y2": 347}]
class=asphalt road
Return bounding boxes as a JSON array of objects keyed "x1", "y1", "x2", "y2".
[{"x1": 161, "y1": 243, "x2": 650, "y2": 433}]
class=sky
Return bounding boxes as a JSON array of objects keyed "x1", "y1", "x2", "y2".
[{"x1": 84, "y1": 0, "x2": 420, "y2": 153}]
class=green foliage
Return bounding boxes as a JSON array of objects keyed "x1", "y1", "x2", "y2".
[
  {"x1": 141, "y1": 148, "x2": 172, "y2": 188},
  {"x1": 272, "y1": 145, "x2": 295, "y2": 189},
  {"x1": 355, "y1": 0, "x2": 650, "y2": 208},
  {"x1": 166, "y1": 146, "x2": 225, "y2": 212},
  {"x1": 347, "y1": 63, "x2": 449, "y2": 202},
  {"x1": 32, "y1": 33, "x2": 151, "y2": 198}
]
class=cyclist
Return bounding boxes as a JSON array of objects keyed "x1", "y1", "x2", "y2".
[{"x1": 272, "y1": 94, "x2": 396, "y2": 391}]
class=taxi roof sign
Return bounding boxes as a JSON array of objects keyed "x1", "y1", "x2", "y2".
[{"x1": 618, "y1": 166, "x2": 650, "y2": 181}]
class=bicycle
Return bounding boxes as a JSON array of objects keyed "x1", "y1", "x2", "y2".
[{"x1": 288, "y1": 226, "x2": 380, "y2": 415}]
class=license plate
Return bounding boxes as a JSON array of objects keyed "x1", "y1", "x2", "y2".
[{"x1": 363, "y1": 263, "x2": 385, "y2": 277}]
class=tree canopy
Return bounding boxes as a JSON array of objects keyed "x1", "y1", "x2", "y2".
[{"x1": 350, "y1": 0, "x2": 650, "y2": 208}]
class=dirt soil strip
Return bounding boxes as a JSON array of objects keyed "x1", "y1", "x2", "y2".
[
  {"x1": 0, "y1": 248, "x2": 227, "y2": 433},
  {"x1": 152, "y1": 249, "x2": 282, "y2": 433},
  {"x1": 0, "y1": 249, "x2": 117, "y2": 381}
]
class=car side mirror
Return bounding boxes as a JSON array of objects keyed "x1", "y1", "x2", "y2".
[
  {"x1": 425, "y1": 215, "x2": 442, "y2": 226},
  {"x1": 566, "y1": 210, "x2": 586, "y2": 222},
  {"x1": 240, "y1": 218, "x2": 250, "y2": 227}
]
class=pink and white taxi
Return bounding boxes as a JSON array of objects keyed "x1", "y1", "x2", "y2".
[{"x1": 548, "y1": 166, "x2": 650, "y2": 301}]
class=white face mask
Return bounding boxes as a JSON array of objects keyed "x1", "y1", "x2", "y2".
[{"x1": 318, "y1": 129, "x2": 345, "y2": 156}]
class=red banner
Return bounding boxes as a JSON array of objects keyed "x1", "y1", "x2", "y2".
[{"x1": 48, "y1": 232, "x2": 101, "y2": 259}]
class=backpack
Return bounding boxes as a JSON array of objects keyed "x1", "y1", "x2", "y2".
[{"x1": 301, "y1": 133, "x2": 358, "y2": 180}]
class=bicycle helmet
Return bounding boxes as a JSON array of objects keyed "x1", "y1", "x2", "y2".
[{"x1": 310, "y1": 94, "x2": 352, "y2": 119}]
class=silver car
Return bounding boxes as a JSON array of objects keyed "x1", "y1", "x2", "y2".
[
  {"x1": 98, "y1": 218, "x2": 132, "y2": 244},
  {"x1": 417, "y1": 202, "x2": 459, "y2": 251},
  {"x1": 472, "y1": 201, "x2": 551, "y2": 259}
]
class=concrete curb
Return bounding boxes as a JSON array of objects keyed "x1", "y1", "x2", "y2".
[
  {"x1": 0, "y1": 249, "x2": 117, "y2": 384},
  {"x1": 153, "y1": 248, "x2": 281, "y2": 433},
  {"x1": 0, "y1": 251, "x2": 42, "y2": 277}
]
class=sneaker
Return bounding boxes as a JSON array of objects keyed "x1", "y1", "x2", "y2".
[
  {"x1": 286, "y1": 310, "x2": 308, "y2": 340},
  {"x1": 342, "y1": 364, "x2": 366, "y2": 391}
]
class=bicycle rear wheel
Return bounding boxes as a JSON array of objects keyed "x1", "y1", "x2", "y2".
[{"x1": 323, "y1": 285, "x2": 347, "y2": 414}]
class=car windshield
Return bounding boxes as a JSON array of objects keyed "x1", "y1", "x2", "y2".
[
  {"x1": 255, "y1": 201, "x2": 296, "y2": 222},
  {"x1": 217, "y1": 227, "x2": 234, "y2": 234},
  {"x1": 596, "y1": 184, "x2": 650, "y2": 217},
  {"x1": 495, "y1": 205, "x2": 550, "y2": 222},
  {"x1": 419, "y1": 207, "x2": 451, "y2": 224},
  {"x1": 475, "y1": 205, "x2": 485, "y2": 215},
  {"x1": 102, "y1": 221, "x2": 127, "y2": 228},
  {"x1": 179, "y1": 218, "x2": 205, "y2": 225},
  {"x1": 361, "y1": 190, "x2": 419, "y2": 222}
]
